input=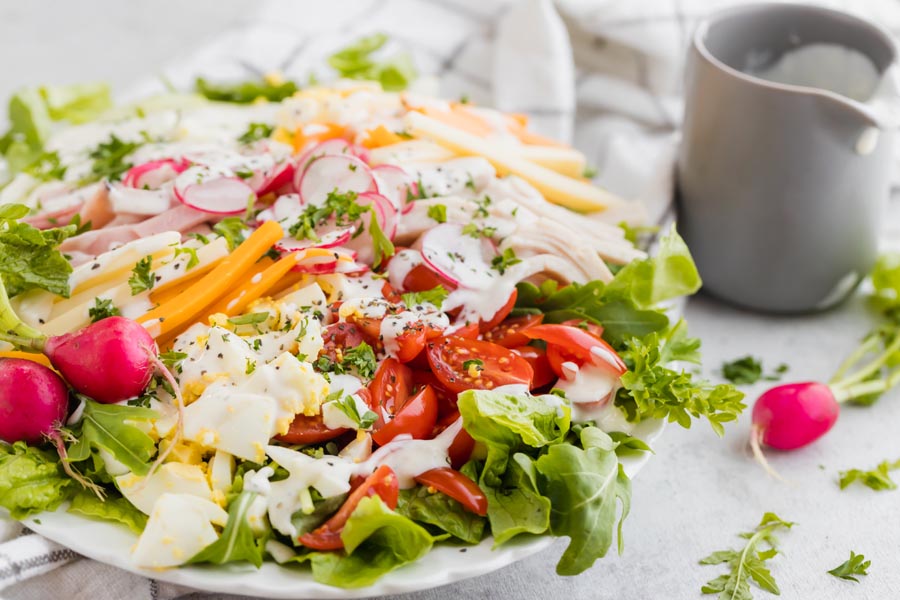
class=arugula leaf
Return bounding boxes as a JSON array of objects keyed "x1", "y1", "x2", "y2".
[
  {"x1": 480, "y1": 452, "x2": 551, "y2": 545},
  {"x1": 68, "y1": 488, "x2": 147, "y2": 534},
  {"x1": 294, "y1": 496, "x2": 435, "y2": 588},
  {"x1": 0, "y1": 203, "x2": 76, "y2": 297},
  {"x1": 189, "y1": 491, "x2": 267, "y2": 567},
  {"x1": 536, "y1": 427, "x2": 631, "y2": 575},
  {"x1": 397, "y1": 485, "x2": 486, "y2": 544},
  {"x1": 128, "y1": 255, "x2": 155, "y2": 294},
  {"x1": 330, "y1": 393, "x2": 378, "y2": 430},
  {"x1": 67, "y1": 399, "x2": 158, "y2": 476},
  {"x1": 838, "y1": 459, "x2": 900, "y2": 491},
  {"x1": 722, "y1": 356, "x2": 789, "y2": 385},
  {"x1": 700, "y1": 512, "x2": 794, "y2": 600},
  {"x1": 328, "y1": 34, "x2": 417, "y2": 91},
  {"x1": 491, "y1": 248, "x2": 521, "y2": 275},
  {"x1": 369, "y1": 210, "x2": 395, "y2": 268},
  {"x1": 401, "y1": 285, "x2": 448, "y2": 308},
  {"x1": 827, "y1": 551, "x2": 870, "y2": 583},
  {"x1": 616, "y1": 320, "x2": 746, "y2": 435},
  {"x1": 88, "y1": 297, "x2": 120, "y2": 323},
  {"x1": 237, "y1": 122, "x2": 275, "y2": 145},
  {"x1": 291, "y1": 494, "x2": 346, "y2": 540},
  {"x1": 457, "y1": 389, "x2": 570, "y2": 486},
  {"x1": 195, "y1": 77, "x2": 298, "y2": 104},
  {"x1": 0, "y1": 442, "x2": 73, "y2": 519},
  {"x1": 227, "y1": 312, "x2": 269, "y2": 326}
]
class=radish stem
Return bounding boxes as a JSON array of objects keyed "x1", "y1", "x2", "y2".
[
  {"x1": 831, "y1": 333, "x2": 900, "y2": 390},
  {"x1": 829, "y1": 334, "x2": 880, "y2": 383},
  {"x1": 48, "y1": 426, "x2": 106, "y2": 500}
]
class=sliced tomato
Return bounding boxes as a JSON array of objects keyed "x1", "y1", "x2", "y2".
[
  {"x1": 435, "y1": 412, "x2": 475, "y2": 469},
  {"x1": 346, "y1": 313, "x2": 442, "y2": 363},
  {"x1": 545, "y1": 343, "x2": 581, "y2": 379},
  {"x1": 479, "y1": 289, "x2": 518, "y2": 332},
  {"x1": 274, "y1": 414, "x2": 347, "y2": 445},
  {"x1": 451, "y1": 321, "x2": 480, "y2": 340},
  {"x1": 523, "y1": 324, "x2": 627, "y2": 377},
  {"x1": 403, "y1": 263, "x2": 457, "y2": 293},
  {"x1": 415, "y1": 467, "x2": 487, "y2": 516},
  {"x1": 412, "y1": 369, "x2": 457, "y2": 416},
  {"x1": 512, "y1": 345, "x2": 556, "y2": 390},
  {"x1": 320, "y1": 322, "x2": 365, "y2": 362},
  {"x1": 559, "y1": 318, "x2": 605, "y2": 340},
  {"x1": 298, "y1": 465, "x2": 399, "y2": 550},
  {"x1": 368, "y1": 358, "x2": 413, "y2": 418},
  {"x1": 426, "y1": 336, "x2": 534, "y2": 394},
  {"x1": 483, "y1": 314, "x2": 543, "y2": 348},
  {"x1": 371, "y1": 385, "x2": 439, "y2": 446},
  {"x1": 381, "y1": 281, "x2": 403, "y2": 304}
]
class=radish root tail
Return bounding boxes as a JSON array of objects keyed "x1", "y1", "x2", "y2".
[
  {"x1": 48, "y1": 426, "x2": 106, "y2": 500},
  {"x1": 140, "y1": 347, "x2": 185, "y2": 485},
  {"x1": 749, "y1": 425, "x2": 787, "y2": 483}
]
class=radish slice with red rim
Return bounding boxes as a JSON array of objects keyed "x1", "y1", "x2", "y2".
[
  {"x1": 256, "y1": 159, "x2": 295, "y2": 196},
  {"x1": 296, "y1": 154, "x2": 376, "y2": 207},
  {"x1": 419, "y1": 223, "x2": 498, "y2": 289},
  {"x1": 372, "y1": 164, "x2": 414, "y2": 210},
  {"x1": 342, "y1": 192, "x2": 392, "y2": 264},
  {"x1": 123, "y1": 158, "x2": 189, "y2": 190},
  {"x1": 275, "y1": 226, "x2": 355, "y2": 253},
  {"x1": 174, "y1": 166, "x2": 256, "y2": 215}
]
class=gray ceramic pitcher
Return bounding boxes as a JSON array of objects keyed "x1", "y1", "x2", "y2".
[{"x1": 678, "y1": 3, "x2": 899, "y2": 313}]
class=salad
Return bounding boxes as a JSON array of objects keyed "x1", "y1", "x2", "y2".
[{"x1": 0, "y1": 69, "x2": 744, "y2": 588}]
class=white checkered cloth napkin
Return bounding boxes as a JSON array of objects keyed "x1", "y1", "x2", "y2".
[{"x1": 3, "y1": 0, "x2": 900, "y2": 598}]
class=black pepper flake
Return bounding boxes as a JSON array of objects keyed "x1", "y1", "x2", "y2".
[
  {"x1": 91, "y1": 263, "x2": 100, "y2": 270},
  {"x1": 217, "y1": 353, "x2": 224, "y2": 359}
]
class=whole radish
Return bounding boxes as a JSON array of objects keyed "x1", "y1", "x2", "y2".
[
  {"x1": 0, "y1": 358, "x2": 69, "y2": 444},
  {"x1": 0, "y1": 279, "x2": 157, "y2": 404},
  {"x1": 752, "y1": 382, "x2": 839, "y2": 450},
  {"x1": 42, "y1": 317, "x2": 157, "y2": 404}
]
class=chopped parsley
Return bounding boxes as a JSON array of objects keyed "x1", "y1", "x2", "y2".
[
  {"x1": 463, "y1": 359, "x2": 483, "y2": 373},
  {"x1": 491, "y1": 248, "x2": 521, "y2": 275},
  {"x1": 461, "y1": 223, "x2": 497, "y2": 239},
  {"x1": 158, "y1": 351, "x2": 187, "y2": 371},
  {"x1": 237, "y1": 122, "x2": 275, "y2": 145},
  {"x1": 128, "y1": 255, "x2": 155, "y2": 295},
  {"x1": 245, "y1": 358, "x2": 257, "y2": 375},
  {"x1": 88, "y1": 297, "x2": 120, "y2": 323},
  {"x1": 330, "y1": 392, "x2": 378, "y2": 430},
  {"x1": 288, "y1": 190, "x2": 367, "y2": 241},
  {"x1": 402, "y1": 285, "x2": 448, "y2": 308},
  {"x1": 582, "y1": 165, "x2": 598, "y2": 179},
  {"x1": 721, "y1": 356, "x2": 789, "y2": 385},
  {"x1": 473, "y1": 195, "x2": 492, "y2": 218},
  {"x1": 427, "y1": 204, "x2": 447, "y2": 223},
  {"x1": 84, "y1": 134, "x2": 145, "y2": 183},
  {"x1": 315, "y1": 342, "x2": 378, "y2": 380},
  {"x1": 212, "y1": 217, "x2": 248, "y2": 251},
  {"x1": 173, "y1": 246, "x2": 199, "y2": 270},
  {"x1": 23, "y1": 150, "x2": 67, "y2": 181}
]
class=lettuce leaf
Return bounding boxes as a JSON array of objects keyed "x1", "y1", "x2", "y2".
[
  {"x1": 293, "y1": 496, "x2": 435, "y2": 588},
  {"x1": 0, "y1": 442, "x2": 73, "y2": 519},
  {"x1": 480, "y1": 452, "x2": 550, "y2": 545},
  {"x1": 195, "y1": 77, "x2": 298, "y2": 104},
  {"x1": 189, "y1": 491, "x2": 267, "y2": 567},
  {"x1": 0, "y1": 203, "x2": 77, "y2": 297},
  {"x1": 67, "y1": 488, "x2": 147, "y2": 534},
  {"x1": 397, "y1": 485, "x2": 486, "y2": 544},
  {"x1": 456, "y1": 389, "x2": 569, "y2": 486},
  {"x1": 535, "y1": 427, "x2": 631, "y2": 575},
  {"x1": 67, "y1": 399, "x2": 158, "y2": 476}
]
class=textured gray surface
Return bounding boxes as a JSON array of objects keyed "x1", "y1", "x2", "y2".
[{"x1": 2, "y1": 2, "x2": 900, "y2": 599}]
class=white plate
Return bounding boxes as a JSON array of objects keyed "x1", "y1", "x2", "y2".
[{"x1": 26, "y1": 417, "x2": 664, "y2": 599}]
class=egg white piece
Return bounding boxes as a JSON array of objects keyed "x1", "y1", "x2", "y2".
[{"x1": 131, "y1": 493, "x2": 228, "y2": 569}]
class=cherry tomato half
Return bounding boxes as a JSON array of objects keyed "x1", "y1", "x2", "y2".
[
  {"x1": 483, "y1": 314, "x2": 543, "y2": 348},
  {"x1": 412, "y1": 369, "x2": 458, "y2": 417},
  {"x1": 404, "y1": 263, "x2": 457, "y2": 293},
  {"x1": 415, "y1": 467, "x2": 488, "y2": 516},
  {"x1": 320, "y1": 322, "x2": 365, "y2": 362},
  {"x1": 479, "y1": 289, "x2": 518, "y2": 332},
  {"x1": 368, "y1": 357, "x2": 413, "y2": 418},
  {"x1": 523, "y1": 324, "x2": 627, "y2": 377},
  {"x1": 426, "y1": 336, "x2": 534, "y2": 394},
  {"x1": 274, "y1": 414, "x2": 348, "y2": 445},
  {"x1": 559, "y1": 318, "x2": 605, "y2": 340},
  {"x1": 434, "y1": 412, "x2": 475, "y2": 469},
  {"x1": 511, "y1": 345, "x2": 556, "y2": 390},
  {"x1": 371, "y1": 385, "x2": 439, "y2": 446},
  {"x1": 298, "y1": 465, "x2": 399, "y2": 550}
]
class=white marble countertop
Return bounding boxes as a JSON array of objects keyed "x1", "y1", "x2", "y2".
[{"x1": 2, "y1": 2, "x2": 900, "y2": 599}]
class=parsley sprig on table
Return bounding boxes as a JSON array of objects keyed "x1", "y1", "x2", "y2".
[
  {"x1": 700, "y1": 512, "x2": 794, "y2": 600},
  {"x1": 721, "y1": 356, "x2": 789, "y2": 385},
  {"x1": 827, "y1": 551, "x2": 870, "y2": 583}
]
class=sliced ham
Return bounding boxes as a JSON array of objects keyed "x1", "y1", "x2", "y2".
[
  {"x1": 60, "y1": 204, "x2": 213, "y2": 257},
  {"x1": 24, "y1": 204, "x2": 80, "y2": 230}
]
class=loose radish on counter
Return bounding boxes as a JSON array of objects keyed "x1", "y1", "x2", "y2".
[
  {"x1": 0, "y1": 358, "x2": 69, "y2": 445},
  {"x1": 751, "y1": 331, "x2": 900, "y2": 476},
  {"x1": 0, "y1": 279, "x2": 157, "y2": 404}
]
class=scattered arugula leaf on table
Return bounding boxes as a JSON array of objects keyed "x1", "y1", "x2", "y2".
[
  {"x1": 700, "y1": 512, "x2": 794, "y2": 600},
  {"x1": 838, "y1": 459, "x2": 900, "y2": 491},
  {"x1": 827, "y1": 551, "x2": 870, "y2": 583}
]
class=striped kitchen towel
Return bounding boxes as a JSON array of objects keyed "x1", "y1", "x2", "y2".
[{"x1": 3, "y1": 0, "x2": 900, "y2": 598}]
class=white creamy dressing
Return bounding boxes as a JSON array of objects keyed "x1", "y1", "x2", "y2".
[
  {"x1": 381, "y1": 306, "x2": 449, "y2": 358},
  {"x1": 387, "y1": 248, "x2": 424, "y2": 290},
  {"x1": 408, "y1": 157, "x2": 494, "y2": 197}
]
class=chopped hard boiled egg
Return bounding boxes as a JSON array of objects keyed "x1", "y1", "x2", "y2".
[
  {"x1": 131, "y1": 493, "x2": 228, "y2": 569},
  {"x1": 117, "y1": 462, "x2": 213, "y2": 515}
]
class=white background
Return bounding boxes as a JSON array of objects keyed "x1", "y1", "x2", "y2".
[{"x1": 2, "y1": 1, "x2": 900, "y2": 598}]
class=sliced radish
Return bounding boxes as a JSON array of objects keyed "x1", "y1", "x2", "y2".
[
  {"x1": 108, "y1": 184, "x2": 172, "y2": 216},
  {"x1": 296, "y1": 154, "x2": 376, "y2": 207},
  {"x1": 297, "y1": 139, "x2": 371, "y2": 172},
  {"x1": 256, "y1": 159, "x2": 295, "y2": 196},
  {"x1": 372, "y1": 164, "x2": 414, "y2": 210},
  {"x1": 419, "y1": 223, "x2": 498, "y2": 290},
  {"x1": 342, "y1": 192, "x2": 392, "y2": 265},
  {"x1": 275, "y1": 227, "x2": 354, "y2": 252},
  {"x1": 174, "y1": 166, "x2": 256, "y2": 215},
  {"x1": 123, "y1": 158, "x2": 189, "y2": 190}
]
